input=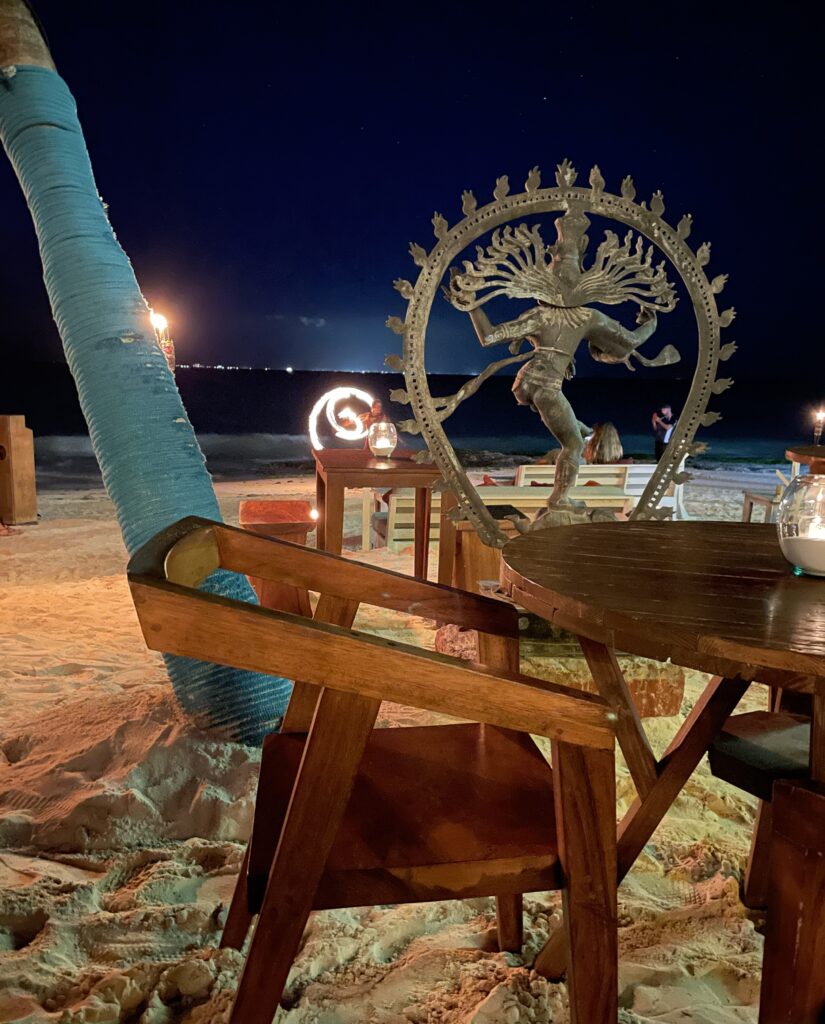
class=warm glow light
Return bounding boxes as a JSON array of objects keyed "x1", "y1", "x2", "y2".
[
  {"x1": 308, "y1": 386, "x2": 375, "y2": 450},
  {"x1": 309, "y1": 508, "x2": 320, "y2": 521},
  {"x1": 817, "y1": 411, "x2": 825, "y2": 423},
  {"x1": 150, "y1": 311, "x2": 168, "y2": 331}
]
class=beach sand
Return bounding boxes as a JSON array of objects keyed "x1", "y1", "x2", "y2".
[{"x1": 0, "y1": 464, "x2": 777, "y2": 1022}]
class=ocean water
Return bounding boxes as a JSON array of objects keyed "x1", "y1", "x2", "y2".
[{"x1": 5, "y1": 362, "x2": 822, "y2": 465}]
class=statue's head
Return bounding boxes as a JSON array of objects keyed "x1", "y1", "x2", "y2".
[{"x1": 549, "y1": 207, "x2": 591, "y2": 291}]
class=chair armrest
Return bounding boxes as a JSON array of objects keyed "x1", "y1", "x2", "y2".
[
  {"x1": 128, "y1": 573, "x2": 615, "y2": 750},
  {"x1": 128, "y1": 516, "x2": 519, "y2": 639}
]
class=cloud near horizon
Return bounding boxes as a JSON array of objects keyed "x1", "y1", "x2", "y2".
[{"x1": 265, "y1": 313, "x2": 327, "y2": 328}]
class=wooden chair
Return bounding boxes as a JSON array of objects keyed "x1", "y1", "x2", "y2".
[
  {"x1": 709, "y1": 698, "x2": 825, "y2": 1021},
  {"x1": 127, "y1": 516, "x2": 618, "y2": 1024}
]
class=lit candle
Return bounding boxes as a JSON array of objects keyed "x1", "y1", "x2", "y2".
[
  {"x1": 780, "y1": 525, "x2": 825, "y2": 575},
  {"x1": 815, "y1": 410, "x2": 825, "y2": 446},
  {"x1": 778, "y1": 478, "x2": 825, "y2": 576},
  {"x1": 368, "y1": 422, "x2": 398, "y2": 457}
]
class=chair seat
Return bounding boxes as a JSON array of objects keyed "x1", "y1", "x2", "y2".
[
  {"x1": 708, "y1": 711, "x2": 811, "y2": 801},
  {"x1": 248, "y1": 723, "x2": 560, "y2": 911}
]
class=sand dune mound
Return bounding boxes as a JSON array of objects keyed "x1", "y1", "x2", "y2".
[{"x1": 0, "y1": 688, "x2": 260, "y2": 853}]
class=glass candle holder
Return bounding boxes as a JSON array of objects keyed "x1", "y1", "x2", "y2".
[
  {"x1": 776, "y1": 474, "x2": 825, "y2": 577},
  {"x1": 368, "y1": 421, "x2": 398, "y2": 457}
]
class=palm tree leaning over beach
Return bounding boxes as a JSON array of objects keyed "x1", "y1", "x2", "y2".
[{"x1": 0, "y1": 0, "x2": 291, "y2": 742}]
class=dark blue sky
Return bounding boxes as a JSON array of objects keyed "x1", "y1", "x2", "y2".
[{"x1": 1, "y1": 1, "x2": 820, "y2": 377}]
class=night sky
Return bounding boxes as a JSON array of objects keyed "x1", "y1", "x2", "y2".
[{"x1": 1, "y1": 2, "x2": 820, "y2": 378}]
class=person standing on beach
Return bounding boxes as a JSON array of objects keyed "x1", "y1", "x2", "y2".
[
  {"x1": 358, "y1": 399, "x2": 391, "y2": 449},
  {"x1": 652, "y1": 404, "x2": 675, "y2": 459}
]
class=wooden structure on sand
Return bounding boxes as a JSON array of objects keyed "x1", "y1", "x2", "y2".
[{"x1": 128, "y1": 516, "x2": 619, "y2": 1024}]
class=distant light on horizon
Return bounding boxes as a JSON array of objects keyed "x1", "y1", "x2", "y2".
[{"x1": 286, "y1": 366, "x2": 294, "y2": 373}]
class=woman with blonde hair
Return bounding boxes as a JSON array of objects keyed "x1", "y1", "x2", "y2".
[{"x1": 583, "y1": 422, "x2": 627, "y2": 464}]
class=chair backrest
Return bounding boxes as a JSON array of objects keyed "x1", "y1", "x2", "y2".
[
  {"x1": 127, "y1": 516, "x2": 614, "y2": 751},
  {"x1": 515, "y1": 462, "x2": 686, "y2": 518}
]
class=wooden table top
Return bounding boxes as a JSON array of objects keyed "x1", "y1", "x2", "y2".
[
  {"x1": 502, "y1": 521, "x2": 825, "y2": 680},
  {"x1": 312, "y1": 448, "x2": 440, "y2": 478},
  {"x1": 786, "y1": 445, "x2": 825, "y2": 470}
]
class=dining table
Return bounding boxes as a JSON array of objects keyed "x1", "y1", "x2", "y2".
[
  {"x1": 501, "y1": 519, "x2": 825, "y2": 999},
  {"x1": 312, "y1": 448, "x2": 442, "y2": 578},
  {"x1": 786, "y1": 444, "x2": 825, "y2": 475}
]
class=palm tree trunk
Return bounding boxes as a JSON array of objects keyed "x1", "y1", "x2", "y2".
[{"x1": 0, "y1": 0, "x2": 291, "y2": 742}]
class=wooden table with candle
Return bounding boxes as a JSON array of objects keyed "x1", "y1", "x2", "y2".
[
  {"x1": 786, "y1": 444, "x2": 825, "y2": 475},
  {"x1": 501, "y1": 520, "x2": 825, "y2": 1012},
  {"x1": 312, "y1": 448, "x2": 442, "y2": 578}
]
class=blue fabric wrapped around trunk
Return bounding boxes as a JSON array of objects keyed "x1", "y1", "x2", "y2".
[{"x1": 0, "y1": 66, "x2": 291, "y2": 743}]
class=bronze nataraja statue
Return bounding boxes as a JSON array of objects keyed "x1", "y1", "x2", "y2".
[
  {"x1": 443, "y1": 206, "x2": 680, "y2": 511},
  {"x1": 387, "y1": 161, "x2": 736, "y2": 547}
]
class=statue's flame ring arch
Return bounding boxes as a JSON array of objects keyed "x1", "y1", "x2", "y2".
[{"x1": 396, "y1": 182, "x2": 729, "y2": 547}]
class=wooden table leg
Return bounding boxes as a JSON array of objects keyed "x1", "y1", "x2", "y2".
[
  {"x1": 759, "y1": 780, "x2": 825, "y2": 1024},
  {"x1": 810, "y1": 688, "x2": 825, "y2": 782},
  {"x1": 579, "y1": 638, "x2": 658, "y2": 799},
  {"x1": 536, "y1": 674, "x2": 750, "y2": 981},
  {"x1": 616, "y1": 675, "x2": 749, "y2": 880},
  {"x1": 315, "y1": 471, "x2": 326, "y2": 550},
  {"x1": 323, "y1": 481, "x2": 345, "y2": 556},
  {"x1": 414, "y1": 486, "x2": 431, "y2": 579}
]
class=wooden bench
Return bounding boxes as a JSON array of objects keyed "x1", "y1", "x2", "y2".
[
  {"x1": 380, "y1": 485, "x2": 631, "y2": 554},
  {"x1": 515, "y1": 461, "x2": 688, "y2": 519},
  {"x1": 514, "y1": 463, "x2": 629, "y2": 488}
]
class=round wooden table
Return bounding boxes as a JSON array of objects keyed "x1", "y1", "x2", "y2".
[
  {"x1": 503, "y1": 520, "x2": 825, "y2": 684},
  {"x1": 787, "y1": 444, "x2": 825, "y2": 474},
  {"x1": 502, "y1": 521, "x2": 825, "y2": 1001}
]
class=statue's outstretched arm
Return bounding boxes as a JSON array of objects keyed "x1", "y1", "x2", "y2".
[
  {"x1": 466, "y1": 307, "x2": 497, "y2": 346},
  {"x1": 479, "y1": 309, "x2": 544, "y2": 347},
  {"x1": 587, "y1": 308, "x2": 680, "y2": 369},
  {"x1": 586, "y1": 307, "x2": 657, "y2": 358}
]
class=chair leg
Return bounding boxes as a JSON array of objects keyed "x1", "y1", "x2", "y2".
[
  {"x1": 742, "y1": 800, "x2": 773, "y2": 909},
  {"x1": 229, "y1": 690, "x2": 380, "y2": 1023},
  {"x1": 220, "y1": 843, "x2": 253, "y2": 950},
  {"x1": 551, "y1": 742, "x2": 617, "y2": 1024},
  {"x1": 760, "y1": 781, "x2": 825, "y2": 1023},
  {"x1": 495, "y1": 894, "x2": 523, "y2": 952},
  {"x1": 743, "y1": 686, "x2": 810, "y2": 910}
]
